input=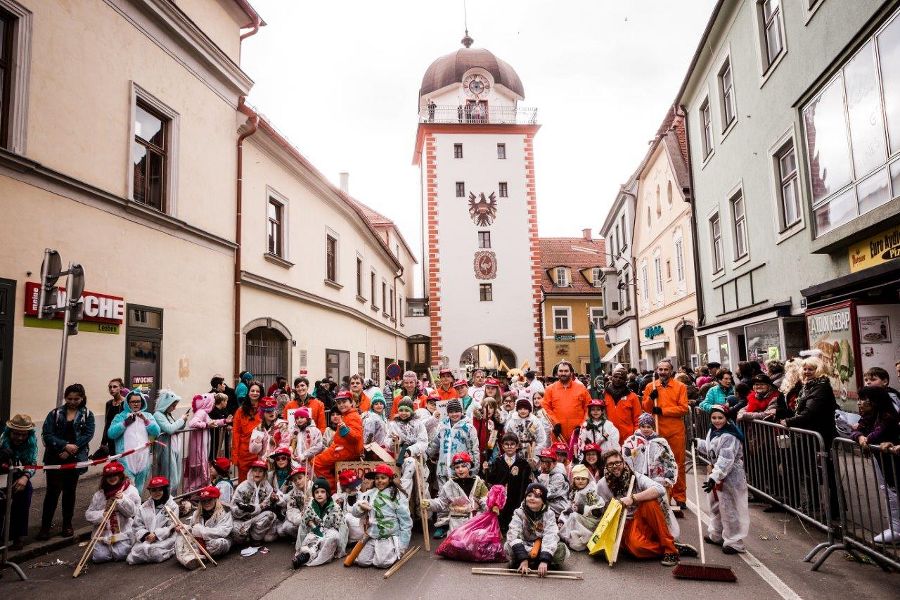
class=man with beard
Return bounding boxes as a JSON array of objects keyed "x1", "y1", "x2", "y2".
[
  {"x1": 595, "y1": 449, "x2": 689, "y2": 567},
  {"x1": 543, "y1": 361, "x2": 591, "y2": 444},
  {"x1": 604, "y1": 368, "x2": 643, "y2": 442},
  {"x1": 641, "y1": 359, "x2": 689, "y2": 509}
]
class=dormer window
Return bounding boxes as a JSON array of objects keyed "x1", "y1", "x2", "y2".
[
  {"x1": 556, "y1": 267, "x2": 569, "y2": 287},
  {"x1": 592, "y1": 267, "x2": 602, "y2": 287}
]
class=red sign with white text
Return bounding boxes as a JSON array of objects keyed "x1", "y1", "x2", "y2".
[{"x1": 24, "y1": 281, "x2": 125, "y2": 324}]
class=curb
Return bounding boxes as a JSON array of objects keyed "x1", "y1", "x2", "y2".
[{"x1": 7, "y1": 526, "x2": 93, "y2": 564}]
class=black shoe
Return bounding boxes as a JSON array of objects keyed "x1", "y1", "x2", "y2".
[
  {"x1": 677, "y1": 501, "x2": 687, "y2": 510},
  {"x1": 661, "y1": 552, "x2": 679, "y2": 567},
  {"x1": 292, "y1": 552, "x2": 310, "y2": 568},
  {"x1": 9, "y1": 538, "x2": 24, "y2": 551},
  {"x1": 722, "y1": 545, "x2": 740, "y2": 555},
  {"x1": 61, "y1": 527, "x2": 74, "y2": 538},
  {"x1": 36, "y1": 529, "x2": 52, "y2": 541},
  {"x1": 703, "y1": 535, "x2": 723, "y2": 546},
  {"x1": 674, "y1": 542, "x2": 698, "y2": 558}
]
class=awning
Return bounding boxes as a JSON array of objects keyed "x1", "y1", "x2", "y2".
[
  {"x1": 640, "y1": 340, "x2": 667, "y2": 351},
  {"x1": 601, "y1": 340, "x2": 629, "y2": 363}
]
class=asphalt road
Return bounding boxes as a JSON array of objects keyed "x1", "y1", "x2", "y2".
[{"x1": 3, "y1": 474, "x2": 897, "y2": 599}]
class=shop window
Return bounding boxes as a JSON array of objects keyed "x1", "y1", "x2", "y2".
[{"x1": 126, "y1": 305, "x2": 163, "y2": 405}]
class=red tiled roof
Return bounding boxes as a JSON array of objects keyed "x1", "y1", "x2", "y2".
[
  {"x1": 538, "y1": 237, "x2": 606, "y2": 293},
  {"x1": 345, "y1": 198, "x2": 417, "y2": 263}
]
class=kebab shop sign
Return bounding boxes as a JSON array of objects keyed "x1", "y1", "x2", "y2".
[{"x1": 24, "y1": 281, "x2": 124, "y2": 334}]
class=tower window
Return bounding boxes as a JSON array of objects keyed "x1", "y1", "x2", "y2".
[
  {"x1": 498, "y1": 182, "x2": 508, "y2": 197},
  {"x1": 478, "y1": 231, "x2": 491, "y2": 248},
  {"x1": 455, "y1": 182, "x2": 465, "y2": 197},
  {"x1": 454, "y1": 143, "x2": 463, "y2": 158},
  {"x1": 479, "y1": 283, "x2": 493, "y2": 302},
  {"x1": 497, "y1": 143, "x2": 506, "y2": 159}
]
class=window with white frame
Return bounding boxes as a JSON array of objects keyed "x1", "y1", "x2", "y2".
[
  {"x1": 590, "y1": 307, "x2": 604, "y2": 330},
  {"x1": 498, "y1": 181, "x2": 508, "y2": 197},
  {"x1": 641, "y1": 262, "x2": 649, "y2": 302},
  {"x1": 674, "y1": 237, "x2": 685, "y2": 282},
  {"x1": 455, "y1": 181, "x2": 465, "y2": 197},
  {"x1": 802, "y1": 10, "x2": 900, "y2": 237},
  {"x1": 453, "y1": 143, "x2": 463, "y2": 158},
  {"x1": 759, "y1": 0, "x2": 785, "y2": 70},
  {"x1": 719, "y1": 58, "x2": 736, "y2": 128},
  {"x1": 497, "y1": 143, "x2": 506, "y2": 159},
  {"x1": 478, "y1": 231, "x2": 491, "y2": 248},
  {"x1": 710, "y1": 213, "x2": 723, "y2": 272},
  {"x1": 731, "y1": 192, "x2": 749, "y2": 259},
  {"x1": 623, "y1": 272, "x2": 632, "y2": 310},
  {"x1": 614, "y1": 224, "x2": 621, "y2": 255},
  {"x1": 325, "y1": 234, "x2": 338, "y2": 282},
  {"x1": 0, "y1": 1, "x2": 30, "y2": 153},
  {"x1": 356, "y1": 257, "x2": 363, "y2": 297},
  {"x1": 479, "y1": 283, "x2": 493, "y2": 301},
  {"x1": 619, "y1": 214, "x2": 627, "y2": 249},
  {"x1": 555, "y1": 267, "x2": 569, "y2": 287},
  {"x1": 267, "y1": 196, "x2": 284, "y2": 257},
  {"x1": 700, "y1": 99, "x2": 713, "y2": 158},
  {"x1": 775, "y1": 141, "x2": 801, "y2": 229},
  {"x1": 653, "y1": 254, "x2": 663, "y2": 299},
  {"x1": 553, "y1": 306, "x2": 572, "y2": 331},
  {"x1": 370, "y1": 271, "x2": 377, "y2": 309},
  {"x1": 382, "y1": 281, "x2": 387, "y2": 314}
]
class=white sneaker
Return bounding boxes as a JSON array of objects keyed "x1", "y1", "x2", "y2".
[{"x1": 873, "y1": 528, "x2": 898, "y2": 544}]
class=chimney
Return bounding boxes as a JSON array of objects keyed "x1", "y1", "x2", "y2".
[
  {"x1": 582, "y1": 228, "x2": 592, "y2": 241},
  {"x1": 339, "y1": 171, "x2": 349, "y2": 194}
]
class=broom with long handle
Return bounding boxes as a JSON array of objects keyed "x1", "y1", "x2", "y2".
[
  {"x1": 73, "y1": 499, "x2": 118, "y2": 578},
  {"x1": 672, "y1": 444, "x2": 736, "y2": 582}
]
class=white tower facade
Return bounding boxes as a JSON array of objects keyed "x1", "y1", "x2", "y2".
[{"x1": 413, "y1": 35, "x2": 543, "y2": 374}]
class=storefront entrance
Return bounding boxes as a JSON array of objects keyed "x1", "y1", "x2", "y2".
[{"x1": 126, "y1": 305, "x2": 163, "y2": 408}]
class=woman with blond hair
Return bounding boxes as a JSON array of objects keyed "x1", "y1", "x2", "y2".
[{"x1": 779, "y1": 359, "x2": 804, "y2": 413}]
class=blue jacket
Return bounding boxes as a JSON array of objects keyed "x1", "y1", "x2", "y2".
[
  {"x1": 700, "y1": 384, "x2": 734, "y2": 412},
  {"x1": 107, "y1": 395, "x2": 160, "y2": 453},
  {"x1": 41, "y1": 404, "x2": 96, "y2": 472},
  {"x1": 1, "y1": 427, "x2": 38, "y2": 478}
]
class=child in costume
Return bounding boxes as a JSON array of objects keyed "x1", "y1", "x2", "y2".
[
  {"x1": 697, "y1": 404, "x2": 749, "y2": 554},
  {"x1": 558, "y1": 464, "x2": 605, "y2": 551},
  {"x1": 622, "y1": 413, "x2": 678, "y2": 493},
  {"x1": 85, "y1": 461, "x2": 142, "y2": 563},
  {"x1": 362, "y1": 392, "x2": 389, "y2": 447},
  {"x1": 231, "y1": 460, "x2": 278, "y2": 544},
  {"x1": 249, "y1": 397, "x2": 290, "y2": 462},
  {"x1": 153, "y1": 390, "x2": 188, "y2": 493},
  {"x1": 313, "y1": 391, "x2": 364, "y2": 492},
  {"x1": 107, "y1": 390, "x2": 160, "y2": 492},
  {"x1": 350, "y1": 464, "x2": 412, "y2": 568},
  {"x1": 498, "y1": 391, "x2": 518, "y2": 425},
  {"x1": 581, "y1": 443, "x2": 603, "y2": 482},
  {"x1": 210, "y1": 456, "x2": 234, "y2": 504},
  {"x1": 267, "y1": 446, "x2": 297, "y2": 490},
  {"x1": 127, "y1": 475, "x2": 179, "y2": 564},
  {"x1": 537, "y1": 447, "x2": 570, "y2": 516},
  {"x1": 185, "y1": 392, "x2": 228, "y2": 493},
  {"x1": 423, "y1": 451, "x2": 488, "y2": 536},
  {"x1": 177, "y1": 485, "x2": 233, "y2": 569},
  {"x1": 427, "y1": 398, "x2": 480, "y2": 538},
  {"x1": 387, "y1": 397, "x2": 430, "y2": 497},
  {"x1": 570, "y1": 398, "x2": 620, "y2": 463},
  {"x1": 276, "y1": 466, "x2": 309, "y2": 539},
  {"x1": 472, "y1": 398, "x2": 503, "y2": 470},
  {"x1": 292, "y1": 477, "x2": 348, "y2": 568},
  {"x1": 532, "y1": 391, "x2": 553, "y2": 444},
  {"x1": 291, "y1": 407, "x2": 324, "y2": 473},
  {"x1": 504, "y1": 482, "x2": 570, "y2": 576},
  {"x1": 414, "y1": 395, "x2": 441, "y2": 441},
  {"x1": 333, "y1": 469, "x2": 366, "y2": 543},
  {"x1": 485, "y1": 432, "x2": 532, "y2": 533},
  {"x1": 503, "y1": 398, "x2": 547, "y2": 465}
]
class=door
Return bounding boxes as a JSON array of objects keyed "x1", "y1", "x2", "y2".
[
  {"x1": 125, "y1": 305, "x2": 163, "y2": 409},
  {"x1": 245, "y1": 326, "x2": 288, "y2": 391},
  {"x1": 0, "y1": 278, "x2": 15, "y2": 423}
]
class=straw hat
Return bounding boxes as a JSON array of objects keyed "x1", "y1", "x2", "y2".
[{"x1": 6, "y1": 414, "x2": 34, "y2": 432}]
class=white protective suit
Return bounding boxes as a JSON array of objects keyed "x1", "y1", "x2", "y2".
[
  {"x1": 85, "y1": 484, "x2": 143, "y2": 562},
  {"x1": 538, "y1": 463, "x2": 570, "y2": 517},
  {"x1": 231, "y1": 478, "x2": 278, "y2": 543},
  {"x1": 698, "y1": 430, "x2": 749, "y2": 551},
  {"x1": 362, "y1": 411, "x2": 389, "y2": 447},
  {"x1": 351, "y1": 486, "x2": 412, "y2": 568},
  {"x1": 276, "y1": 482, "x2": 308, "y2": 538},
  {"x1": 176, "y1": 502, "x2": 233, "y2": 568},
  {"x1": 572, "y1": 418, "x2": 621, "y2": 462},
  {"x1": 504, "y1": 503, "x2": 570, "y2": 567},
  {"x1": 333, "y1": 490, "x2": 365, "y2": 543},
  {"x1": 504, "y1": 413, "x2": 548, "y2": 462},
  {"x1": 292, "y1": 425, "x2": 324, "y2": 471},
  {"x1": 558, "y1": 481, "x2": 606, "y2": 551},
  {"x1": 596, "y1": 471, "x2": 680, "y2": 538},
  {"x1": 294, "y1": 498, "x2": 348, "y2": 567},
  {"x1": 387, "y1": 414, "x2": 430, "y2": 497},
  {"x1": 428, "y1": 476, "x2": 488, "y2": 531},
  {"x1": 126, "y1": 496, "x2": 179, "y2": 564},
  {"x1": 414, "y1": 408, "x2": 440, "y2": 440}
]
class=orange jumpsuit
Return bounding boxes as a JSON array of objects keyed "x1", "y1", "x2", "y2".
[
  {"x1": 232, "y1": 408, "x2": 261, "y2": 482},
  {"x1": 622, "y1": 499, "x2": 678, "y2": 558},
  {"x1": 604, "y1": 390, "x2": 643, "y2": 441},
  {"x1": 435, "y1": 386, "x2": 459, "y2": 401},
  {"x1": 282, "y1": 397, "x2": 326, "y2": 431},
  {"x1": 543, "y1": 380, "x2": 591, "y2": 442},
  {"x1": 313, "y1": 408, "x2": 364, "y2": 491},
  {"x1": 642, "y1": 379, "x2": 689, "y2": 503}
]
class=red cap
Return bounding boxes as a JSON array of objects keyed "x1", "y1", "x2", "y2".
[
  {"x1": 249, "y1": 459, "x2": 268, "y2": 471},
  {"x1": 588, "y1": 398, "x2": 605, "y2": 408},
  {"x1": 452, "y1": 379, "x2": 468, "y2": 388},
  {"x1": 198, "y1": 485, "x2": 221, "y2": 500},
  {"x1": 439, "y1": 368, "x2": 453, "y2": 377},
  {"x1": 147, "y1": 476, "x2": 169, "y2": 489},
  {"x1": 364, "y1": 463, "x2": 395, "y2": 479},
  {"x1": 582, "y1": 443, "x2": 602, "y2": 454},
  {"x1": 213, "y1": 457, "x2": 231, "y2": 473},
  {"x1": 103, "y1": 461, "x2": 125, "y2": 476},
  {"x1": 485, "y1": 378, "x2": 501, "y2": 387},
  {"x1": 259, "y1": 396, "x2": 278, "y2": 410},
  {"x1": 451, "y1": 451, "x2": 473, "y2": 466},
  {"x1": 269, "y1": 446, "x2": 292, "y2": 459},
  {"x1": 552, "y1": 441, "x2": 568, "y2": 453},
  {"x1": 289, "y1": 466, "x2": 307, "y2": 479},
  {"x1": 335, "y1": 390, "x2": 352, "y2": 401},
  {"x1": 539, "y1": 448, "x2": 556, "y2": 460},
  {"x1": 339, "y1": 469, "x2": 362, "y2": 488}
]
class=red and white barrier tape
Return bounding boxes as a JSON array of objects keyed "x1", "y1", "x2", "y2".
[{"x1": 17, "y1": 440, "x2": 161, "y2": 471}]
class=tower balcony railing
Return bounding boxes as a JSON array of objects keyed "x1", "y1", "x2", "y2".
[{"x1": 419, "y1": 105, "x2": 538, "y2": 125}]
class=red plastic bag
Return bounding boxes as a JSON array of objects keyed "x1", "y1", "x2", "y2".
[{"x1": 435, "y1": 484, "x2": 507, "y2": 562}]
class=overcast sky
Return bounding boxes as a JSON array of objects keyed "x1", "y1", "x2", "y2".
[{"x1": 241, "y1": 0, "x2": 717, "y2": 265}]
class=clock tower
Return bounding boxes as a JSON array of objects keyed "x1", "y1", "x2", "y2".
[{"x1": 413, "y1": 33, "x2": 543, "y2": 375}]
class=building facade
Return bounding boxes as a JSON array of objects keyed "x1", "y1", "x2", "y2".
[
  {"x1": 678, "y1": 0, "x2": 900, "y2": 404},
  {"x1": 538, "y1": 234, "x2": 608, "y2": 375},
  {"x1": 632, "y1": 112, "x2": 698, "y2": 369},
  {"x1": 413, "y1": 35, "x2": 543, "y2": 375}
]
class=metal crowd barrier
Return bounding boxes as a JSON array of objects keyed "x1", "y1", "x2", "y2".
[
  {"x1": 150, "y1": 425, "x2": 233, "y2": 496},
  {"x1": 811, "y1": 439, "x2": 900, "y2": 572}
]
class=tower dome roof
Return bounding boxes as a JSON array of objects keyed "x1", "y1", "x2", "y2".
[{"x1": 419, "y1": 45, "x2": 524, "y2": 99}]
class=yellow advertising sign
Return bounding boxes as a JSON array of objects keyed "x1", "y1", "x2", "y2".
[{"x1": 849, "y1": 225, "x2": 900, "y2": 273}]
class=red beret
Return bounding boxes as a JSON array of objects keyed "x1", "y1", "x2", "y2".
[
  {"x1": 198, "y1": 485, "x2": 221, "y2": 500},
  {"x1": 147, "y1": 476, "x2": 169, "y2": 489},
  {"x1": 249, "y1": 460, "x2": 268, "y2": 471},
  {"x1": 269, "y1": 446, "x2": 292, "y2": 459},
  {"x1": 339, "y1": 469, "x2": 362, "y2": 488},
  {"x1": 364, "y1": 463, "x2": 395, "y2": 479},
  {"x1": 451, "y1": 451, "x2": 473, "y2": 465},
  {"x1": 103, "y1": 461, "x2": 125, "y2": 476}
]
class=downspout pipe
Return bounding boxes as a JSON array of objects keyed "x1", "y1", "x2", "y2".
[
  {"x1": 677, "y1": 104, "x2": 705, "y2": 331},
  {"x1": 392, "y1": 266, "x2": 404, "y2": 363},
  {"x1": 234, "y1": 97, "x2": 259, "y2": 381},
  {"x1": 239, "y1": 10, "x2": 262, "y2": 40}
]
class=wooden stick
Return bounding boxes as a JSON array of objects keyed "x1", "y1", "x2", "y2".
[
  {"x1": 164, "y1": 506, "x2": 208, "y2": 569},
  {"x1": 609, "y1": 476, "x2": 635, "y2": 567},
  {"x1": 166, "y1": 505, "x2": 218, "y2": 567},
  {"x1": 383, "y1": 545, "x2": 420, "y2": 579},
  {"x1": 344, "y1": 534, "x2": 368, "y2": 566},
  {"x1": 414, "y1": 457, "x2": 431, "y2": 551},
  {"x1": 471, "y1": 567, "x2": 583, "y2": 580},
  {"x1": 73, "y1": 499, "x2": 118, "y2": 578}
]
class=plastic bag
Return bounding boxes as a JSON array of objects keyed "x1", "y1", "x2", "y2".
[{"x1": 435, "y1": 484, "x2": 507, "y2": 562}]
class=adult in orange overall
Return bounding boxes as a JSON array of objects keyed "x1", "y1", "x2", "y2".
[
  {"x1": 314, "y1": 390, "x2": 364, "y2": 491},
  {"x1": 641, "y1": 359, "x2": 689, "y2": 506},
  {"x1": 543, "y1": 361, "x2": 591, "y2": 445}
]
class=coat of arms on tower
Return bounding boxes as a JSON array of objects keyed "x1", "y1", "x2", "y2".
[
  {"x1": 474, "y1": 250, "x2": 497, "y2": 280},
  {"x1": 468, "y1": 191, "x2": 498, "y2": 226}
]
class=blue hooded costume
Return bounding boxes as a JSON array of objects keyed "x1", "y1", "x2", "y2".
[
  {"x1": 153, "y1": 390, "x2": 186, "y2": 493},
  {"x1": 107, "y1": 391, "x2": 160, "y2": 491}
]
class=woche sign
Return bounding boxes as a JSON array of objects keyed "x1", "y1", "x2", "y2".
[{"x1": 24, "y1": 281, "x2": 125, "y2": 324}]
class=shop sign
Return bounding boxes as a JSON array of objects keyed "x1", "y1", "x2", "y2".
[
  {"x1": 806, "y1": 303, "x2": 859, "y2": 403},
  {"x1": 23, "y1": 281, "x2": 125, "y2": 324},
  {"x1": 644, "y1": 325, "x2": 664, "y2": 339},
  {"x1": 554, "y1": 334, "x2": 576, "y2": 342},
  {"x1": 131, "y1": 376, "x2": 154, "y2": 394},
  {"x1": 848, "y1": 225, "x2": 900, "y2": 273}
]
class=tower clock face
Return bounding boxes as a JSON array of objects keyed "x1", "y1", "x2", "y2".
[{"x1": 463, "y1": 74, "x2": 490, "y2": 97}]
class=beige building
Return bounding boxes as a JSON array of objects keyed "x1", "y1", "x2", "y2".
[
  {"x1": 0, "y1": 0, "x2": 416, "y2": 437},
  {"x1": 632, "y1": 111, "x2": 698, "y2": 369}
]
